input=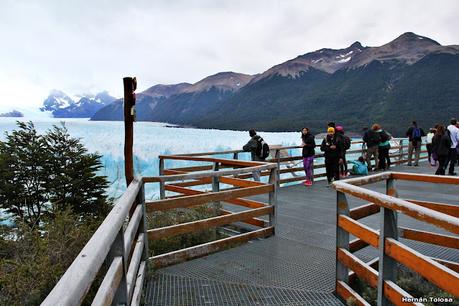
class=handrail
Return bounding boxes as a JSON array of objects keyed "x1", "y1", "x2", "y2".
[
  {"x1": 42, "y1": 177, "x2": 146, "y2": 306},
  {"x1": 332, "y1": 172, "x2": 459, "y2": 305}
]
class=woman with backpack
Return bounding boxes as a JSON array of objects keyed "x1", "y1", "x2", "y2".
[
  {"x1": 335, "y1": 126, "x2": 351, "y2": 178},
  {"x1": 320, "y1": 127, "x2": 344, "y2": 185},
  {"x1": 376, "y1": 125, "x2": 392, "y2": 170},
  {"x1": 432, "y1": 125, "x2": 451, "y2": 175},
  {"x1": 301, "y1": 127, "x2": 316, "y2": 186}
]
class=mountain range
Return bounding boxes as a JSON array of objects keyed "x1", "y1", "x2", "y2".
[
  {"x1": 40, "y1": 90, "x2": 116, "y2": 118},
  {"x1": 51, "y1": 32, "x2": 459, "y2": 136}
]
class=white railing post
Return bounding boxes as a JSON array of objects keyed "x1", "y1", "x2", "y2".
[
  {"x1": 377, "y1": 178, "x2": 399, "y2": 305},
  {"x1": 268, "y1": 168, "x2": 278, "y2": 230},
  {"x1": 336, "y1": 191, "x2": 350, "y2": 286},
  {"x1": 159, "y1": 157, "x2": 165, "y2": 199}
]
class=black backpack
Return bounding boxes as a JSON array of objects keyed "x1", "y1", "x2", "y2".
[
  {"x1": 343, "y1": 135, "x2": 351, "y2": 150},
  {"x1": 256, "y1": 138, "x2": 270, "y2": 160}
]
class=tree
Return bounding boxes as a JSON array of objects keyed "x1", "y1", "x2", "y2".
[{"x1": 0, "y1": 121, "x2": 110, "y2": 227}]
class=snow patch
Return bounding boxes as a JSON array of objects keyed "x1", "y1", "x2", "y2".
[{"x1": 336, "y1": 57, "x2": 352, "y2": 63}]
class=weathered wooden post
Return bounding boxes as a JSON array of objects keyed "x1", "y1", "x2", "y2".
[
  {"x1": 108, "y1": 230, "x2": 130, "y2": 306},
  {"x1": 268, "y1": 167, "x2": 278, "y2": 232},
  {"x1": 158, "y1": 157, "x2": 165, "y2": 199},
  {"x1": 275, "y1": 149, "x2": 281, "y2": 187},
  {"x1": 137, "y1": 181, "x2": 149, "y2": 266},
  {"x1": 336, "y1": 191, "x2": 350, "y2": 287},
  {"x1": 377, "y1": 177, "x2": 399, "y2": 305},
  {"x1": 124, "y1": 77, "x2": 137, "y2": 186},
  {"x1": 398, "y1": 139, "x2": 404, "y2": 162},
  {"x1": 212, "y1": 162, "x2": 221, "y2": 215}
]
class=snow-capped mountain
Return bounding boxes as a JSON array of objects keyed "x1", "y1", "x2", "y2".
[{"x1": 40, "y1": 90, "x2": 116, "y2": 118}]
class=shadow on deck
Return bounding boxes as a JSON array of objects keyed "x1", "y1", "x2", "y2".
[{"x1": 145, "y1": 163, "x2": 459, "y2": 305}]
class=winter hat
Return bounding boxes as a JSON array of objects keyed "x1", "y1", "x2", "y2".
[
  {"x1": 327, "y1": 127, "x2": 335, "y2": 134},
  {"x1": 335, "y1": 125, "x2": 344, "y2": 132}
]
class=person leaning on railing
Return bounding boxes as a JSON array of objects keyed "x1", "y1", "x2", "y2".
[{"x1": 242, "y1": 129, "x2": 265, "y2": 181}]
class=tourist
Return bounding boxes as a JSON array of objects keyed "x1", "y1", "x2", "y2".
[
  {"x1": 349, "y1": 156, "x2": 369, "y2": 175},
  {"x1": 335, "y1": 125, "x2": 351, "y2": 178},
  {"x1": 320, "y1": 127, "x2": 343, "y2": 185},
  {"x1": 242, "y1": 129, "x2": 266, "y2": 181},
  {"x1": 426, "y1": 127, "x2": 436, "y2": 165},
  {"x1": 363, "y1": 124, "x2": 381, "y2": 171},
  {"x1": 301, "y1": 127, "x2": 316, "y2": 186},
  {"x1": 376, "y1": 125, "x2": 392, "y2": 170},
  {"x1": 432, "y1": 125, "x2": 451, "y2": 175},
  {"x1": 406, "y1": 121, "x2": 425, "y2": 166},
  {"x1": 445, "y1": 118, "x2": 459, "y2": 175}
]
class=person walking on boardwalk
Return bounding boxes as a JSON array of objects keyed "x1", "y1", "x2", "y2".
[
  {"x1": 426, "y1": 127, "x2": 436, "y2": 165},
  {"x1": 445, "y1": 118, "x2": 459, "y2": 175},
  {"x1": 335, "y1": 125, "x2": 351, "y2": 178},
  {"x1": 406, "y1": 121, "x2": 425, "y2": 166},
  {"x1": 243, "y1": 129, "x2": 268, "y2": 181},
  {"x1": 321, "y1": 127, "x2": 343, "y2": 185},
  {"x1": 432, "y1": 125, "x2": 451, "y2": 175},
  {"x1": 363, "y1": 124, "x2": 381, "y2": 171},
  {"x1": 301, "y1": 127, "x2": 316, "y2": 186},
  {"x1": 376, "y1": 124, "x2": 392, "y2": 170}
]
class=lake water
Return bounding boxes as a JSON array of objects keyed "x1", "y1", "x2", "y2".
[{"x1": 0, "y1": 117, "x2": 306, "y2": 200}]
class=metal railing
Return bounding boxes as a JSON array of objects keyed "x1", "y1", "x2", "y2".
[
  {"x1": 42, "y1": 138, "x2": 429, "y2": 305},
  {"x1": 332, "y1": 172, "x2": 459, "y2": 305},
  {"x1": 42, "y1": 157, "x2": 277, "y2": 305}
]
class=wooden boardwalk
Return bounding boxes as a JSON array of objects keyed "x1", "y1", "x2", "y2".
[{"x1": 145, "y1": 162, "x2": 459, "y2": 305}]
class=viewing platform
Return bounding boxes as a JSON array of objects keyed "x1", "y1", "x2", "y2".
[
  {"x1": 145, "y1": 163, "x2": 459, "y2": 305},
  {"x1": 42, "y1": 141, "x2": 459, "y2": 306}
]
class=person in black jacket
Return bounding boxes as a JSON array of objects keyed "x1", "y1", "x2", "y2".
[
  {"x1": 321, "y1": 127, "x2": 343, "y2": 185},
  {"x1": 432, "y1": 125, "x2": 451, "y2": 175},
  {"x1": 301, "y1": 127, "x2": 316, "y2": 186}
]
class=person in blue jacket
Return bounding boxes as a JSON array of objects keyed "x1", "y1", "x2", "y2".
[{"x1": 350, "y1": 156, "x2": 369, "y2": 175}]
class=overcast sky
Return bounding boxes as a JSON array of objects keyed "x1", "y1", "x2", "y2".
[{"x1": 1, "y1": 0, "x2": 458, "y2": 111}]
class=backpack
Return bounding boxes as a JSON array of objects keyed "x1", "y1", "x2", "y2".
[
  {"x1": 366, "y1": 130, "x2": 381, "y2": 146},
  {"x1": 412, "y1": 127, "x2": 421, "y2": 140},
  {"x1": 256, "y1": 137, "x2": 270, "y2": 159},
  {"x1": 343, "y1": 135, "x2": 351, "y2": 150},
  {"x1": 380, "y1": 131, "x2": 390, "y2": 143}
]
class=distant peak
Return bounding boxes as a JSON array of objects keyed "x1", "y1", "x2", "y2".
[
  {"x1": 392, "y1": 32, "x2": 440, "y2": 45},
  {"x1": 350, "y1": 41, "x2": 363, "y2": 49}
]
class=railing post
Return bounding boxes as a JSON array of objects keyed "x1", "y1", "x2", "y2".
[
  {"x1": 268, "y1": 168, "x2": 278, "y2": 231},
  {"x1": 377, "y1": 178, "x2": 399, "y2": 305},
  {"x1": 137, "y1": 181, "x2": 149, "y2": 266},
  {"x1": 212, "y1": 162, "x2": 221, "y2": 214},
  {"x1": 159, "y1": 157, "x2": 165, "y2": 199},
  {"x1": 398, "y1": 139, "x2": 404, "y2": 162},
  {"x1": 275, "y1": 149, "x2": 281, "y2": 187},
  {"x1": 336, "y1": 191, "x2": 350, "y2": 287},
  {"x1": 109, "y1": 230, "x2": 130, "y2": 306}
]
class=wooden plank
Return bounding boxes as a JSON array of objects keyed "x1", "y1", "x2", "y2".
[
  {"x1": 127, "y1": 234, "x2": 145, "y2": 301},
  {"x1": 348, "y1": 257, "x2": 379, "y2": 285},
  {"x1": 171, "y1": 165, "x2": 213, "y2": 172},
  {"x1": 338, "y1": 215, "x2": 379, "y2": 248},
  {"x1": 430, "y1": 257, "x2": 459, "y2": 273},
  {"x1": 349, "y1": 203, "x2": 380, "y2": 220},
  {"x1": 41, "y1": 178, "x2": 142, "y2": 306},
  {"x1": 385, "y1": 238, "x2": 459, "y2": 296},
  {"x1": 220, "y1": 209, "x2": 266, "y2": 228},
  {"x1": 219, "y1": 176, "x2": 266, "y2": 187},
  {"x1": 349, "y1": 238, "x2": 369, "y2": 253},
  {"x1": 399, "y1": 226, "x2": 459, "y2": 249},
  {"x1": 91, "y1": 257, "x2": 123, "y2": 306},
  {"x1": 146, "y1": 185, "x2": 273, "y2": 212},
  {"x1": 123, "y1": 205, "x2": 143, "y2": 260},
  {"x1": 383, "y1": 280, "x2": 423, "y2": 306},
  {"x1": 163, "y1": 169, "x2": 187, "y2": 175},
  {"x1": 336, "y1": 281, "x2": 371, "y2": 306},
  {"x1": 158, "y1": 154, "x2": 265, "y2": 167},
  {"x1": 279, "y1": 173, "x2": 327, "y2": 184},
  {"x1": 148, "y1": 206, "x2": 273, "y2": 241},
  {"x1": 172, "y1": 177, "x2": 212, "y2": 188},
  {"x1": 333, "y1": 181, "x2": 459, "y2": 235},
  {"x1": 151, "y1": 227, "x2": 274, "y2": 268},
  {"x1": 337, "y1": 248, "x2": 378, "y2": 288},
  {"x1": 405, "y1": 199, "x2": 459, "y2": 218},
  {"x1": 164, "y1": 184, "x2": 267, "y2": 209},
  {"x1": 130, "y1": 261, "x2": 146, "y2": 306},
  {"x1": 392, "y1": 171, "x2": 459, "y2": 185}
]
